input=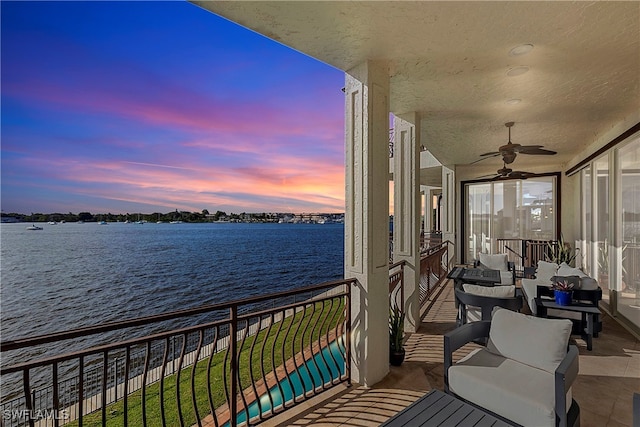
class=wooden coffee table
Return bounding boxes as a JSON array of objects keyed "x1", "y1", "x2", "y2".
[
  {"x1": 535, "y1": 297, "x2": 601, "y2": 351},
  {"x1": 381, "y1": 389, "x2": 514, "y2": 426}
]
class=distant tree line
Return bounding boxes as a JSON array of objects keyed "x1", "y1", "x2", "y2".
[
  {"x1": 2, "y1": 209, "x2": 220, "y2": 223},
  {"x1": 0, "y1": 210, "x2": 299, "y2": 223}
]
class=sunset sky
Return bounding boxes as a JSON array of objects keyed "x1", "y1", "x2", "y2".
[{"x1": 1, "y1": 1, "x2": 346, "y2": 215}]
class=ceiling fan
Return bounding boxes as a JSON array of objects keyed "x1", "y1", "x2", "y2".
[
  {"x1": 478, "y1": 162, "x2": 538, "y2": 181},
  {"x1": 475, "y1": 122, "x2": 557, "y2": 164}
]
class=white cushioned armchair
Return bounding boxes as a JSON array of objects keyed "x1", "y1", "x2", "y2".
[
  {"x1": 444, "y1": 308, "x2": 580, "y2": 427},
  {"x1": 455, "y1": 283, "x2": 523, "y2": 326},
  {"x1": 475, "y1": 253, "x2": 516, "y2": 286}
]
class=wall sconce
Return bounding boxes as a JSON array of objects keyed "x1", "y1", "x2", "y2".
[{"x1": 432, "y1": 195, "x2": 438, "y2": 210}]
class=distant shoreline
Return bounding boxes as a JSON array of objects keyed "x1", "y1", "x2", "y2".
[{"x1": 1, "y1": 211, "x2": 345, "y2": 225}]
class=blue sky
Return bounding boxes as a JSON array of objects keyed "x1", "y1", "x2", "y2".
[{"x1": 1, "y1": 1, "x2": 345, "y2": 215}]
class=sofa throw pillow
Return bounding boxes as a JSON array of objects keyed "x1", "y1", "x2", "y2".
[
  {"x1": 478, "y1": 253, "x2": 508, "y2": 272},
  {"x1": 557, "y1": 263, "x2": 587, "y2": 277},
  {"x1": 535, "y1": 260, "x2": 559, "y2": 283},
  {"x1": 463, "y1": 284, "x2": 515, "y2": 298},
  {"x1": 487, "y1": 308, "x2": 572, "y2": 373},
  {"x1": 579, "y1": 276, "x2": 599, "y2": 290}
]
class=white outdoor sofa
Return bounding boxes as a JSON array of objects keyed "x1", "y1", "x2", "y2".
[
  {"x1": 521, "y1": 260, "x2": 602, "y2": 335},
  {"x1": 444, "y1": 308, "x2": 580, "y2": 427}
]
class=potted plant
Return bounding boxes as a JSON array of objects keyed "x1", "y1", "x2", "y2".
[
  {"x1": 389, "y1": 304, "x2": 406, "y2": 366},
  {"x1": 546, "y1": 234, "x2": 579, "y2": 267},
  {"x1": 550, "y1": 278, "x2": 574, "y2": 306}
]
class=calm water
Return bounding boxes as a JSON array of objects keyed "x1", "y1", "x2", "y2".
[{"x1": 0, "y1": 221, "x2": 343, "y2": 344}]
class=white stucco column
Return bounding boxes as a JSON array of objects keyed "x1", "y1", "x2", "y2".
[
  {"x1": 344, "y1": 61, "x2": 390, "y2": 387},
  {"x1": 393, "y1": 113, "x2": 421, "y2": 333}
]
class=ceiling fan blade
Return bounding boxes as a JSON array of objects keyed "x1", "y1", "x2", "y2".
[
  {"x1": 509, "y1": 171, "x2": 537, "y2": 179},
  {"x1": 517, "y1": 147, "x2": 557, "y2": 155},
  {"x1": 479, "y1": 151, "x2": 501, "y2": 157},
  {"x1": 469, "y1": 156, "x2": 496, "y2": 165},
  {"x1": 512, "y1": 145, "x2": 543, "y2": 152}
]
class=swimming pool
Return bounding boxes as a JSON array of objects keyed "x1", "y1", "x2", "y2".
[{"x1": 226, "y1": 337, "x2": 346, "y2": 426}]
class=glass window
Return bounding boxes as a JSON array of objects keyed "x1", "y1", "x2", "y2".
[
  {"x1": 582, "y1": 166, "x2": 592, "y2": 273},
  {"x1": 466, "y1": 183, "x2": 492, "y2": 261},
  {"x1": 464, "y1": 176, "x2": 557, "y2": 263},
  {"x1": 595, "y1": 157, "x2": 610, "y2": 301},
  {"x1": 618, "y1": 138, "x2": 640, "y2": 327}
]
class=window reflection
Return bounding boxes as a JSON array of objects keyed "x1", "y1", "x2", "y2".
[
  {"x1": 465, "y1": 177, "x2": 557, "y2": 263},
  {"x1": 619, "y1": 138, "x2": 640, "y2": 326}
]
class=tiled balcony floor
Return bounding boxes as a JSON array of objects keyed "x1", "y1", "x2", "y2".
[{"x1": 263, "y1": 282, "x2": 640, "y2": 427}]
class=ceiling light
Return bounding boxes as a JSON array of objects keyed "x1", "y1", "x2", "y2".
[
  {"x1": 506, "y1": 98, "x2": 521, "y2": 105},
  {"x1": 509, "y1": 44, "x2": 534, "y2": 56},
  {"x1": 506, "y1": 66, "x2": 529, "y2": 77}
]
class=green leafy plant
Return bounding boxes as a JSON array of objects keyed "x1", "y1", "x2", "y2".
[
  {"x1": 546, "y1": 233, "x2": 578, "y2": 266},
  {"x1": 389, "y1": 304, "x2": 405, "y2": 352},
  {"x1": 598, "y1": 238, "x2": 628, "y2": 277},
  {"x1": 598, "y1": 239, "x2": 609, "y2": 275}
]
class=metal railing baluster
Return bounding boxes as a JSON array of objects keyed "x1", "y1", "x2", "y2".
[
  {"x1": 141, "y1": 341, "x2": 150, "y2": 426},
  {"x1": 1, "y1": 280, "x2": 354, "y2": 427},
  {"x1": 236, "y1": 319, "x2": 250, "y2": 424},
  {"x1": 259, "y1": 313, "x2": 275, "y2": 418},
  {"x1": 191, "y1": 330, "x2": 204, "y2": 427},
  {"x1": 205, "y1": 326, "x2": 220, "y2": 427},
  {"x1": 175, "y1": 334, "x2": 186, "y2": 427},
  {"x1": 159, "y1": 337, "x2": 169, "y2": 427},
  {"x1": 124, "y1": 346, "x2": 130, "y2": 426}
]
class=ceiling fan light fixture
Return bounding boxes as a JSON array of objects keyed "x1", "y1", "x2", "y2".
[
  {"x1": 506, "y1": 66, "x2": 529, "y2": 77},
  {"x1": 509, "y1": 44, "x2": 534, "y2": 56},
  {"x1": 502, "y1": 152, "x2": 517, "y2": 164}
]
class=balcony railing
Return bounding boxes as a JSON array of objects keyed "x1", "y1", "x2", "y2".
[
  {"x1": 1, "y1": 280, "x2": 354, "y2": 427},
  {"x1": 419, "y1": 241, "x2": 451, "y2": 306},
  {"x1": 496, "y1": 238, "x2": 556, "y2": 277}
]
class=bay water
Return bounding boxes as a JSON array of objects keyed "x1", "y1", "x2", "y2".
[{"x1": 0, "y1": 221, "x2": 344, "y2": 399}]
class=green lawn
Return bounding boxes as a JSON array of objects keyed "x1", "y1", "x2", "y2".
[{"x1": 68, "y1": 298, "x2": 345, "y2": 426}]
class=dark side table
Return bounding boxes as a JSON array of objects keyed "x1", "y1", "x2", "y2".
[
  {"x1": 535, "y1": 297, "x2": 601, "y2": 351},
  {"x1": 447, "y1": 267, "x2": 501, "y2": 287}
]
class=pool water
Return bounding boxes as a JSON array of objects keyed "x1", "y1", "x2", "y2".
[{"x1": 228, "y1": 337, "x2": 346, "y2": 426}]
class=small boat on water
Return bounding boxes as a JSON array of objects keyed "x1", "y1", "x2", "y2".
[
  {"x1": 98, "y1": 221, "x2": 108, "y2": 225},
  {"x1": 26, "y1": 224, "x2": 43, "y2": 231}
]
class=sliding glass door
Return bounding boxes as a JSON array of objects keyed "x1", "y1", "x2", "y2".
[
  {"x1": 464, "y1": 176, "x2": 557, "y2": 263},
  {"x1": 580, "y1": 132, "x2": 639, "y2": 331},
  {"x1": 618, "y1": 140, "x2": 640, "y2": 325}
]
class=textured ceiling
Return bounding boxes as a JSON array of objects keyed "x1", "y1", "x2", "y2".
[{"x1": 193, "y1": 1, "x2": 640, "y2": 174}]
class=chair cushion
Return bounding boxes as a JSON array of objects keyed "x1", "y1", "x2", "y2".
[
  {"x1": 521, "y1": 278, "x2": 545, "y2": 314},
  {"x1": 449, "y1": 348, "x2": 571, "y2": 427},
  {"x1": 462, "y1": 284, "x2": 515, "y2": 298},
  {"x1": 486, "y1": 308, "x2": 572, "y2": 373},
  {"x1": 499, "y1": 270, "x2": 514, "y2": 285},
  {"x1": 478, "y1": 253, "x2": 508, "y2": 271},
  {"x1": 462, "y1": 285, "x2": 515, "y2": 322},
  {"x1": 536, "y1": 260, "x2": 559, "y2": 283}
]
